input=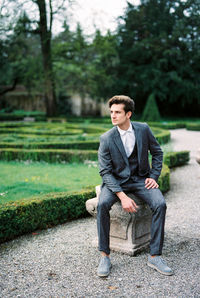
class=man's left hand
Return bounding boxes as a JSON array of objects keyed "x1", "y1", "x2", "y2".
[{"x1": 145, "y1": 178, "x2": 159, "y2": 189}]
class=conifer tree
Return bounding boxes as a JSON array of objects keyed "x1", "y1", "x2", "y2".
[{"x1": 141, "y1": 93, "x2": 161, "y2": 122}]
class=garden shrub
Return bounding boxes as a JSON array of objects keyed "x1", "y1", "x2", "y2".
[
  {"x1": 186, "y1": 123, "x2": 200, "y2": 131},
  {"x1": 141, "y1": 94, "x2": 161, "y2": 122},
  {"x1": 0, "y1": 140, "x2": 100, "y2": 150},
  {"x1": 0, "y1": 188, "x2": 95, "y2": 243},
  {"x1": 0, "y1": 148, "x2": 98, "y2": 163},
  {"x1": 0, "y1": 127, "x2": 83, "y2": 135},
  {"x1": 148, "y1": 122, "x2": 186, "y2": 129},
  {"x1": 158, "y1": 164, "x2": 170, "y2": 193},
  {"x1": 0, "y1": 110, "x2": 46, "y2": 121},
  {"x1": 163, "y1": 151, "x2": 190, "y2": 168},
  {"x1": 152, "y1": 128, "x2": 170, "y2": 144}
]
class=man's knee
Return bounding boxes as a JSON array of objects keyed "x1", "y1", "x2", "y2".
[
  {"x1": 98, "y1": 192, "x2": 116, "y2": 212},
  {"x1": 97, "y1": 186, "x2": 117, "y2": 213},
  {"x1": 97, "y1": 199, "x2": 111, "y2": 212},
  {"x1": 156, "y1": 200, "x2": 167, "y2": 213},
  {"x1": 159, "y1": 200, "x2": 167, "y2": 209},
  {"x1": 146, "y1": 189, "x2": 166, "y2": 211}
]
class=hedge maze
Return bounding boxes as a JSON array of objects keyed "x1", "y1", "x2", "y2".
[
  {"x1": 0, "y1": 122, "x2": 171, "y2": 162},
  {"x1": 0, "y1": 119, "x2": 190, "y2": 243}
]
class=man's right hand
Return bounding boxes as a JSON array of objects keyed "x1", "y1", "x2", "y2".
[{"x1": 116, "y1": 192, "x2": 138, "y2": 213}]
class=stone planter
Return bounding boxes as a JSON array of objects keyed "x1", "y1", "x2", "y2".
[{"x1": 196, "y1": 148, "x2": 200, "y2": 165}]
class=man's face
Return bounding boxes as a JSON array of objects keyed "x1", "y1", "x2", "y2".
[{"x1": 110, "y1": 104, "x2": 131, "y2": 128}]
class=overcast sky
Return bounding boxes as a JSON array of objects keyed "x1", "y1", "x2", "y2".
[{"x1": 54, "y1": 0, "x2": 140, "y2": 36}]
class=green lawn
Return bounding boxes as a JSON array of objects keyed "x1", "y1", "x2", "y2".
[{"x1": 0, "y1": 161, "x2": 101, "y2": 204}]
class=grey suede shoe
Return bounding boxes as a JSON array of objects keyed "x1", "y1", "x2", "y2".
[
  {"x1": 97, "y1": 256, "x2": 111, "y2": 277},
  {"x1": 147, "y1": 255, "x2": 173, "y2": 276}
]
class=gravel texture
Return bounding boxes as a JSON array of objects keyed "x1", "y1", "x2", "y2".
[{"x1": 0, "y1": 129, "x2": 200, "y2": 297}]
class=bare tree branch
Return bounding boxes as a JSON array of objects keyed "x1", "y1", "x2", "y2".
[
  {"x1": 0, "y1": 78, "x2": 18, "y2": 96},
  {"x1": 49, "y1": 0, "x2": 53, "y2": 34},
  {"x1": 51, "y1": 0, "x2": 66, "y2": 15}
]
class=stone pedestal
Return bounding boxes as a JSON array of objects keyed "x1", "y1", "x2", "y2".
[
  {"x1": 196, "y1": 148, "x2": 200, "y2": 165},
  {"x1": 86, "y1": 186, "x2": 152, "y2": 256}
]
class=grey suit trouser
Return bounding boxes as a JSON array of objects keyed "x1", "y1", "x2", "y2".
[{"x1": 97, "y1": 177, "x2": 166, "y2": 256}]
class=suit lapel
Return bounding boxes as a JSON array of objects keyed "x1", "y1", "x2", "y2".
[{"x1": 113, "y1": 127, "x2": 129, "y2": 165}]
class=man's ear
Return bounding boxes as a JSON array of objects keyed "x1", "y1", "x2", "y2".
[{"x1": 126, "y1": 111, "x2": 132, "y2": 119}]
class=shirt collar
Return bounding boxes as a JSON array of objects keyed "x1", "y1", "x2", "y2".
[{"x1": 117, "y1": 124, "x2": 133, "y2": 136}]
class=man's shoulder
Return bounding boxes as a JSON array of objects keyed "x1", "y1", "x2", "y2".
[
  {"x1": 100, "y1": 126, "x2": 117, "y2": 140},
  {"x1": 132, "y1": 121, "x2": 149, "y2": 130}
]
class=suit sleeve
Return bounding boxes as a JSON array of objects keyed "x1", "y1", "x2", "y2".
[
  {"x1": 98, "y1": 135, "x2": 123, "y2": 193},
  {"x1": 147, "y1": 125, "x2": 163, "y2": 181}
]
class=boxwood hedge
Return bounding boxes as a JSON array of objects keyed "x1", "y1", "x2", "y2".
[
  {"x1": 0, "y1": 148, "x2": 98, "y2": 162},
  {"x1": 0, "y1": 188, "x2": 96, "y2": 243},
  {"x1": 186, "y1": 123, "x2": 200, "y2": 131},
  {"x1": 163, "y1": 151, "x2": 190, "y2": 168}
]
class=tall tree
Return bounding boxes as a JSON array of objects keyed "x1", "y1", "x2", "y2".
[
  {"x1": 0, "y1": 0, "x2": 70, "y2": 116},
  {"x1": 87, "y1": 29, "x2": 119, "y2": 100},
  {"x1": 34, "y1": 0, "x2": 56, "y2": 116},
  {"x1": 0, "y1": 12, "x2": 43, "y2": 97},
  {"x1": 116, "y1": 0, "x2": 200, "y2": 117}
]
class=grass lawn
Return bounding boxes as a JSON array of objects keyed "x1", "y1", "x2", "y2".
[{"x1": 0, "y1": 161, "x2": 101, "y2": 204}]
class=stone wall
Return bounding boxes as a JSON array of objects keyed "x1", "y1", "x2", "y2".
[
  {"x1": 0, "y1": 85, "x2": 45, "y2": 112},
  {"x1": 0, "y1": 86, "x2": 110, "y2": 116},
  {"x1": 69, "y1": 93, "x2": 109, "y2": 116}
]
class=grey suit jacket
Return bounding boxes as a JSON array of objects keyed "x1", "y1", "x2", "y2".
[{"x1": 98, "y1": 121, "x2": 163, "y2": 193}]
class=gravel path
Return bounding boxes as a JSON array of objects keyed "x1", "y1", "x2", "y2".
[{"x1": 0, "y1": 129, "x2": 200, "y2": 298}]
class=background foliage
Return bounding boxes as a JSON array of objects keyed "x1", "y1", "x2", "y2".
[{"x1": 0, "y1": 0, "x2": 200, "y2": 117}]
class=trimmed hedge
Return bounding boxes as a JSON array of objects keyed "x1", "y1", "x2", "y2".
[
  {"x1": 186, "y1": 123, "x2": 200, "y2": 131},
  {"x1": 158, "y1": 164, "x2": 170, "y2": 193},
  {"x1": 163, "y1": 151, "x2": 190, "y2": 168},
  {"x1": 0, "y1": 111, "x2": 46, "y2": 122},
  {"x1": 153, "y1": 128, "x2": 170, "y2": 144},
  {"x1": 148, "y1": 122, "x2": 186, "y2": 129},
  {"x1": 0, "y1": 188, "x2": 95, "y2": 243},
  {"x1": 0, "y1": 140, "x2": 100, "y2": 150},
  {"x1": 0, "y1": 127, "x2": 83, "y2": 136},
  {"x1": 0, "y1": 148, "x2": 98, "y2": 162}
]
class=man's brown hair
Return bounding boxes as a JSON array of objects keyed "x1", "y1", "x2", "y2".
[{"x1": 108, "y1": 95, "x2": 135, "y2": 116}]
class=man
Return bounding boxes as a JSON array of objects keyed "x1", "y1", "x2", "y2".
[{"x1": 97, "y1": 95, "x2": 173, "y2": 277}]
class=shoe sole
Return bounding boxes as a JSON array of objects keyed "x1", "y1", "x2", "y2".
[
  {"x1": 97, "y1": 265, "x2": 112, "y2": 277},
  {"x1": 97, "y1": 272, "x2": 110, "y2": 277},
  {"x1": 147, "y1": 262, "x2": 174, "y2": 276}
]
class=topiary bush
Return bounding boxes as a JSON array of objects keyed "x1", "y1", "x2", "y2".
[
  {"x1": 163, "y1": 151, "x2": 190, "y2": 168},
  {"x1": 186, "y1": 123, "x2": 200, "y2": 131},
  {"x1": 141, "y1": 94, "x2": 161, "y2": 122}
]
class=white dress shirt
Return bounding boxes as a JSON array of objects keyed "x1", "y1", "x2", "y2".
[{"x1": 117, "y1": 124, "x2": 136, "y2": 157}]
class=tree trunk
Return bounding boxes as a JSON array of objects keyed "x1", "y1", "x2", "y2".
[{"x1": 36, "y1": 0, "x2": 57, "y2": 116}]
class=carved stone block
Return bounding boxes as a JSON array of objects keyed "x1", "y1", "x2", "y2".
[
  {"x1": 86, "y1": 185, "x2": 152, "y2": 256},
  {"x1": 196, "y1": 148, "x2": 200, "y2": 164}
]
